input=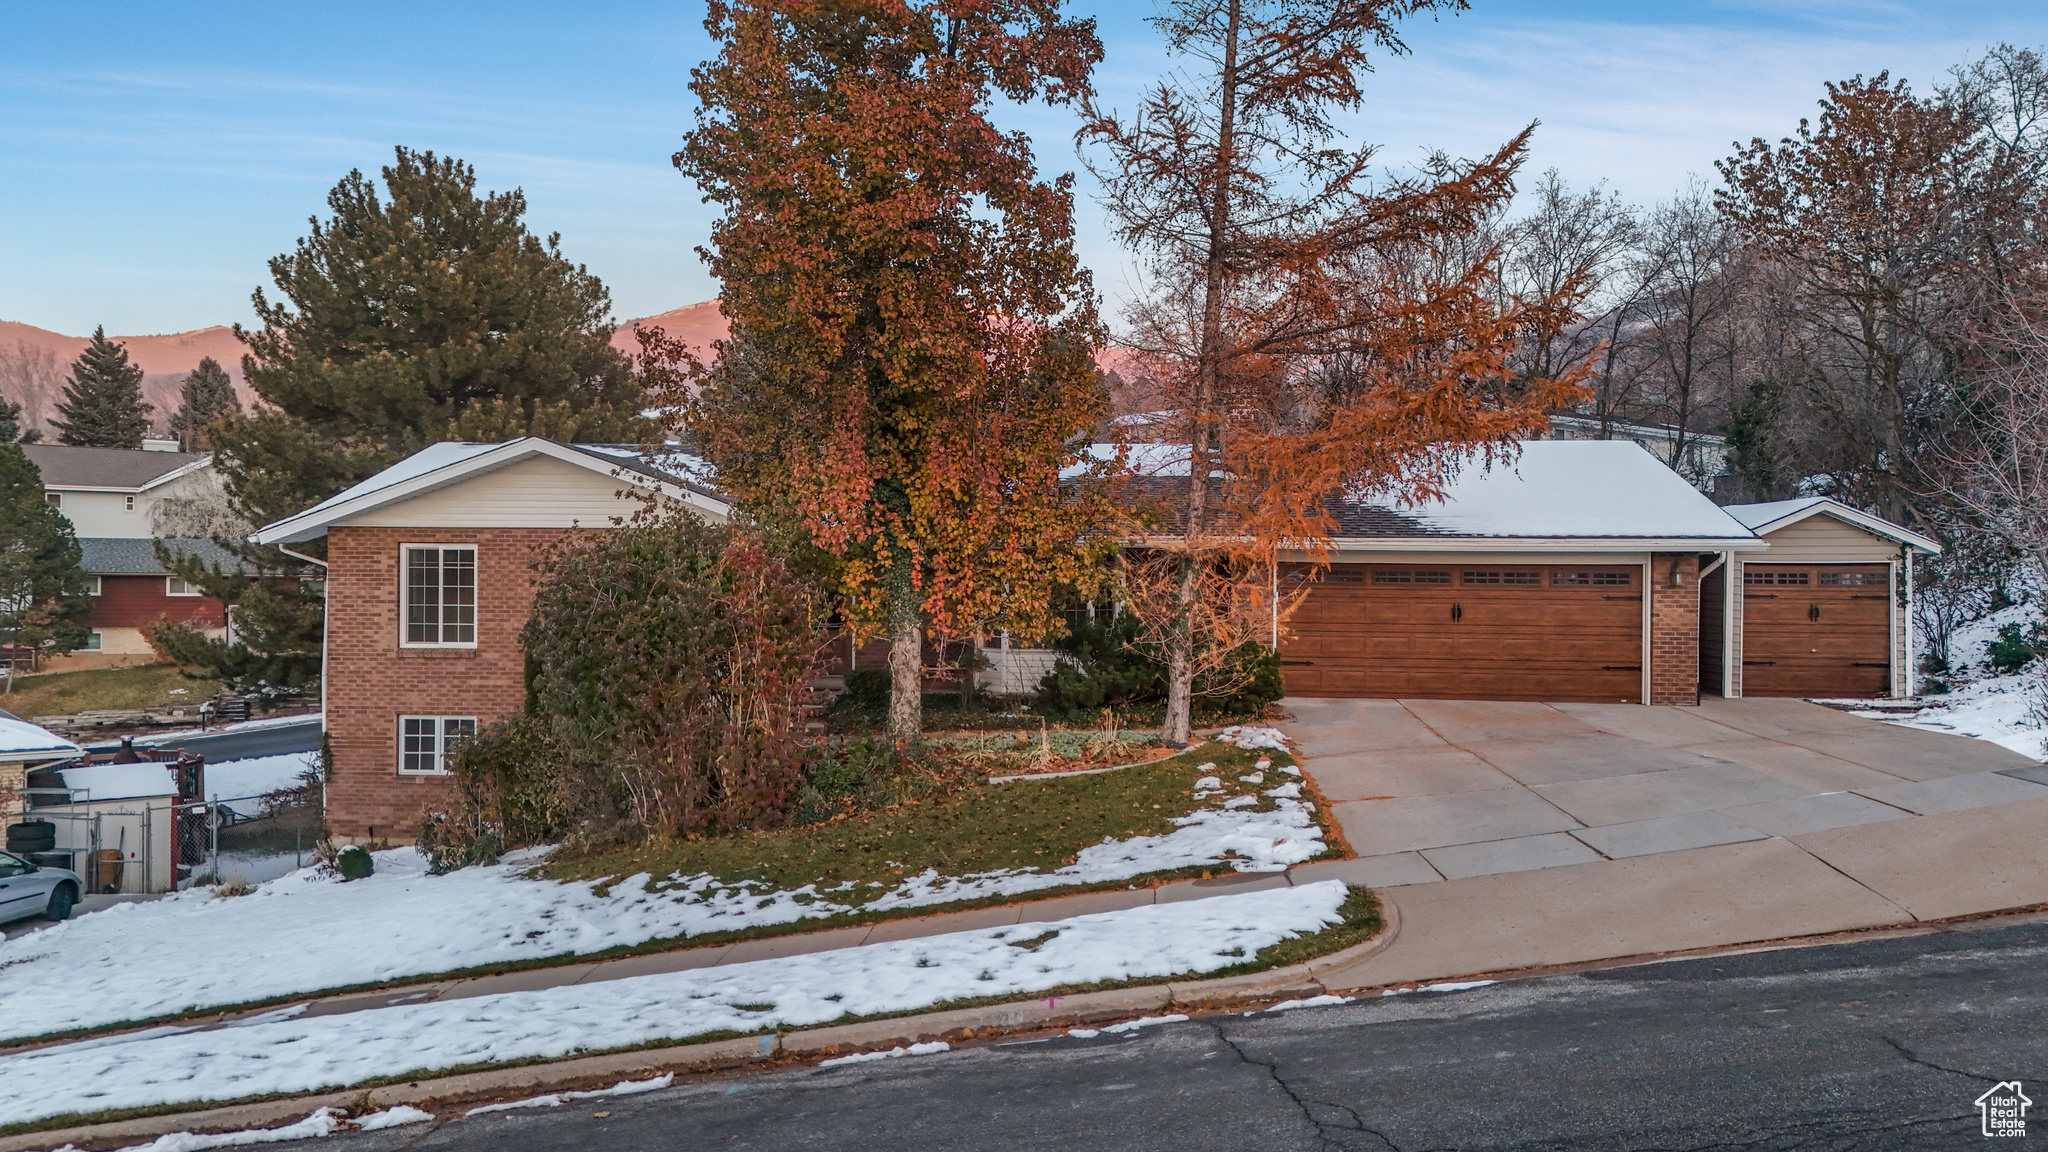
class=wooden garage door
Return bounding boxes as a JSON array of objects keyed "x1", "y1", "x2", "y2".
[
  {"x1": 1741, "y1": 563, "x2": 1891, "y2": 697},
  {"x1": 1280, "y1": 564, "x2": 1642, "y2": 702}
]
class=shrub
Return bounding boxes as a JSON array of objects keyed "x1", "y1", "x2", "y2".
[
  {"x1": 521, "y1": 516, "x2": 820, "y2": 838},
  {"x1": 335, "y1": 844, "x2": 373, "y2": 881},
  {"x1": 1035, "y1": 611, "x2": 1283, "y2": 717},
  {"x1": 840, "y1": 667, "x2": 891, "y2": 711},
  {"x1": 419, "y1": 714, "x2": 579, "y2": 873},
  {"x1": 1985, "y1": 621, "x2": 2046, "y2": 676}
]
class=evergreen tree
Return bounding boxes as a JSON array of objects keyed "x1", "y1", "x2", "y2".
[
  {"x1": 0, "y1": 444, "x2": 90, "y2": 686},
  {"x1": 0, "y1": 398, "x2": 39, "y2": 444},
  {"x1": 167, "y1": 357, "x2": 241, "y2": 452},
  {"x1": 216, "y1": 147, "x2": 650, "y2": 528},
  {"x1": 51, "y1": 327, "x2": 153, "y2": 448},
  {"x1": 149, "y1": 541, "x2": 324, "y2": 692}
]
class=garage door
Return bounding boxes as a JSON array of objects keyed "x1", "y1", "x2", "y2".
[
  {"x1": 1741, "y1": 563, "x2": 1891, "y2": 697},
  {"x1": 1280, "y1": 563, "x2": 1643, "y2": 702}
]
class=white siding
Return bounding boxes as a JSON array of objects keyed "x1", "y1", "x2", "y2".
[
  {"x1": 340, "y1": 455, "x2": 728, "y2": 529},
  {"x1": 50, "y1": 491, "x2": 146, "y2": 538}
]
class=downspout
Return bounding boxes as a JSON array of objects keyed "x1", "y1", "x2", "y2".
[
  {"x1": 1722, "y1": 551, "x2": 1737, "y2": 698},
  {"x1": 1902, "y1": 544, "x2": 1916, "y2": 699}
]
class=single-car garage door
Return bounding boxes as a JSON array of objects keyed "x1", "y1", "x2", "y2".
[
  {"x1": 1280, "y1": 563, "x2": 1643, "y2": 702},
  {"x1": 1741, "y1": 563, "x2": 1891, "y2": 697}
]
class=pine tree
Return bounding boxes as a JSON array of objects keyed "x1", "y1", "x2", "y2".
[
  {"x1": 149, "y1": 541, "x2": 324, "y2": 692},
  {"x1": 51, "y1": 327, "x2": 154, "y2": 448},
  {"x1": 216, "y1": 148, "x2": 650, "y2": 528},
  {"x1": 168, "y1": 357, "x2": 241, "y2": 452},
  {"x1": 0, "y1": 398, "x2": 38, "y2": 444},
  {"x1": 0, "y1": 444, "x2": 90, "y2": 685}
]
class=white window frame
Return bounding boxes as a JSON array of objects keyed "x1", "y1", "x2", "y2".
[
  {"x1": 124, "y1": 495, "x2": 135, "y2": 512},
  {"x1": 398, "y1": 716, "x2": 476, "y2": 776},
  {"x1": 400, "y1": 544, "x2": 478, "y2": 648},
  {"x1": 86, "y1": 575, "x2": 102, "y2": 597},
  {"x1": 165, "y1": 576, "x2": 199, "y2": 597},
  {"x1": 44, "y1": 492, "x2": 61, "y2": 509}
]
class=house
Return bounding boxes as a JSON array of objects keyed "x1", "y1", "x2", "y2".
[
  {"x1": 1542, "y1": 415, "x2": 1731, "y2": 493},
  {"x1": 1713, "y1": 498, "x2": 1939, "y2": 699},
  {"x1": 25, "y1": 444, "x2": 240, "y2": 671},
  {"x1": 252, "y1": 438, "x2": 731, "y2": 841},
  {"x1": 0, "y1": 711, "x2": 84, "y2": 822},
  {"x1": 25, "y1": 444, "x2": 220, "y2": 539}
]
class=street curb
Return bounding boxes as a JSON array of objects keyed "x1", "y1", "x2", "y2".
[{"x1": 0, "y1": 898, "x2": 1400, "y2": 1152}]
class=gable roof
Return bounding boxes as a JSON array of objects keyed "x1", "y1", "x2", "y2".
[
  {"x1": 76, "y1": 537, "x2": 296, "y2": 577},
  {"x1": 1721, "y1": 497, "x2": 1941, "y2": 554},
  {"x1": 24, "y1": 444, "x2": 209, "y2": 491},
  {"x1": 251, "y1": 438, "x2": 731, "y2": 546},
  {"x1": 1089, "y1": 439, "x2": 1764, "y2": 551}
]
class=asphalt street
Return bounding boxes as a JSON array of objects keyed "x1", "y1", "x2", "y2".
[{"x1": 303, "y1": 915, "x2": 2048, "y2": 1151}]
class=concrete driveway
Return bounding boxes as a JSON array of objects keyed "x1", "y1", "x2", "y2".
[
  {"x1": 1290, "y1": 696, "x2": 2048, "y2": 884},
  {"x1": 1285, "y1": 696, "x2": 2048, "y2": 988}
]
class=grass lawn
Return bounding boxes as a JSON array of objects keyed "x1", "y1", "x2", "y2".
[
  {"x1": 1, "y1": 664, "x2": 220, "y2": 718},
  {"x1": 546, "y1": 740, "x2": 1320, "y2": 897}
]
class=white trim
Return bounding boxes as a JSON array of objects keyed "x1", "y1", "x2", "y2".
[
  {"x1": 1721, "y1": 550, "x2": 1737, "y2": 698},
  {"x1": 1887, "y1": 558, "x2": 1900, "y2": 698},
  {"x1": 1325, "y1": 536, "x2": 1768, "y2": 553},
  {"x1": 398, "y1": 544, "x2": 479, "y2": 649},
  {"x1": 1735, "y1": 498, "x2": 1941, "y2": 554},
  {"x1": 1903, "y1": 548, "x2": 1917, "y2": 698},
  {"x1": 86, "y1": 575, "x2": 101, "y2": 597},
  {"x1": 253, "y1": 439, "x2": 730, "y2": 545},
  {"x1": 1640, "y1": 553, "x2": 1652, "y2": 705}
]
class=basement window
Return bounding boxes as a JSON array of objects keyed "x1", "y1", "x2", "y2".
[
  {"x1": 399, "y1": 716, "x2": 477, "y2": 775},
  {"x1": 1817, "y1": 571, "x2": 1886, "y2": 587}
]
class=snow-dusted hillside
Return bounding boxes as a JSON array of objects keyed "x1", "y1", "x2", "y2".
[{"x1": 1887, "y1": 600, "x2": 2045, "y2": 759}]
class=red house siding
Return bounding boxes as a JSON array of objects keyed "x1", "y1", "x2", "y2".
[
  {"x1": 324, "y1": 525, "x2": 564, "y2": 840},
  {"x1": 89, "y1": 575, "x2": 227, "y2": 630}
]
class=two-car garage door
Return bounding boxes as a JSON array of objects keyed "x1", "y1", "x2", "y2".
[{"x1": 1280, "y1": 563, "x2": 1643, "y2": 703}]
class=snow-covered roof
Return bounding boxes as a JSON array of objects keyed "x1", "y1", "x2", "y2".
[
  {"x1": 0, "y1": 713, "x2": 82, "y2": 763},
  {"x1": 53, "y1": 763, "x2": 177, "y2": 801},
  {"x1": 1721, "y1": 497, "x2": 1941, "y2": 554},
  {"x1": 1088, "y1": 439, "x2": 1763, "y2": 550},
  {"x1": 252, "y1": 438, "x2": 731, "y2": 545}
]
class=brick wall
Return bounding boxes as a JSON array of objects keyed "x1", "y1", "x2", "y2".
[
  {"x1": 324, "y1": 526, "x2": 566, "y2": 841},
  {"x1": 1649, "y1": 552, "x2": 1701, "y2": 706}
]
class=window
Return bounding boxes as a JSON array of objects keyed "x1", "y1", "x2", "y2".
[
  {"x1": 403, "y1": 546, "x2": 477, "y2": 646},
  {"x1": 124, "y1": 495, "x2": 135, "y2": 512},
  {"x1": 1324, "y1": 569, "x2": 1364, "y2": 583},
  {"x1": 44, "y1": 493, "x2": 60, "y2": 509},
  {"x1": 1818, "y1": 571, "x2": 1886, "y2": 587},
  {"x1": 1372, "y1": 569, "x2": 1452, "y2": 584},
  {"x1": 86, "y1": 575, "x2": 102, "y2": 596},
  {"x1": 165, "y1": 577, "x2": 199, "y2": 596},
  {"x1": 1462, "y1": 570, "x2": 1540, "y2": 586},
  {"x1": 1744, "y1": 569, "x2": 1810, "y2": 586},
  {"x1": 1552, "y1": 571, "x2": 1632, "y2": 587},
  {"x1": 399, "y1": 716, "x2": 476, "y2": 775},
  {"x1": 83, "y1": 632, "x2": 101, "y2": 651}
]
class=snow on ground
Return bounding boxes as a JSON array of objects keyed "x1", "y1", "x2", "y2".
[
  {"x1": 204, "y1": 751, "x2": 317, "y2": 813},
  {"x1": 1879, "y1": 602, "x2": 2048, "y2": 760},
  {"x1": 188, "y1": 850, "x2": 307, "y2": 888},
  {"x1": 0, "y1": 785, "x2": 1325, "y2": 1042},
  {"x1": 0, "y1": 883, "x2": 1350, "y2": 1127}
]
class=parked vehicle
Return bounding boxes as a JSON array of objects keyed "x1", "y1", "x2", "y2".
[{"x1": 0, "y1": 849, "x2": 83, "y2": 926}]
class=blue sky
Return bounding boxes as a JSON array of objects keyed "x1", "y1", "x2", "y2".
[{"x1": 2, "y1": 1, "x2": 2043, "y2": 336}]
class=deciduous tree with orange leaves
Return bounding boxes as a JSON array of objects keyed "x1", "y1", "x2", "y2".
[
  {"x1": 675, "y1": 0, "x2": 1114, "y2": 742},
  {"x1": 1082, "y1": 0, "x2": 1593, "y2": 745}
]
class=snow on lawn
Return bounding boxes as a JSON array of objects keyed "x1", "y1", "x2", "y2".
[
  {"x1": 0, "y1": 791, "x2": 1324, "y2": 1042},
  {"x1": 0, "y1": 883, "x2": 1351, "y2": 1127},
  {"x1": 204, "y1": 751, "x2": 318, "y2": 815},
  {"x1": 1879, "y1": 602, "x2": 2048, "y2": 760}
]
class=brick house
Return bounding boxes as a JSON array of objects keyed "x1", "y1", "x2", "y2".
[{"x1": 252, "y1": 439, "x2": 730, "y2": 841}]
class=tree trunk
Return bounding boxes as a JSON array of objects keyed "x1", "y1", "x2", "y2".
[
  {"x1": 1160, "y1": 556, "x2": 1197, "y2": 746},
  {"x1": 887, "y1": 568, "x2": 923, "y2": 746}
]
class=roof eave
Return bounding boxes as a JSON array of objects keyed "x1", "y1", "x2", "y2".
[
  {"x1": 1746, "y1": 500, "x2": 1942, "y2": 554},
  {"x1": 1325, "y1": 536, "x2": 1769, "y2": 552}
]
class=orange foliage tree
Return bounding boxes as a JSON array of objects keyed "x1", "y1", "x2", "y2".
[
  {"x1": 675, "y1": 0, "x2": 1114, "y2": 741},
  {"x1": 1082, "y1": 0, "x2": 1593, "y2": 744}
]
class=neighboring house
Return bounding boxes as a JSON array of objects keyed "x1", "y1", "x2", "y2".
[
  {"x1": 1543, "y1": 415, "x2": 1731, "y2": 493},
  {"x1": 25, "y1": 444, "x2": 220, "y2": 539},
  {"x1": 252, "y1": 438, "x2": 731, "y2": 842},
  {"x1": 0, "y1": 712, "x2": 84, "y2": 823},
  {"x1": 70, "y1": 538, "x2": 247, "y2": 665}
]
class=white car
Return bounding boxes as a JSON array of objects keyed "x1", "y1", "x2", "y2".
[{"x1": 0, "y1": 850, "x2": 82, "y2": 925}]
